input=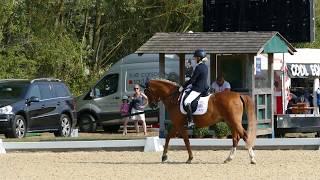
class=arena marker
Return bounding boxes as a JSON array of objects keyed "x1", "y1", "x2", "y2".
[
  {"x1": 144, "y1": 136, "x2": 163, "y2": 152},
  {"x1": 0, "y1": 139, "x2": 6, "y2": 154}
]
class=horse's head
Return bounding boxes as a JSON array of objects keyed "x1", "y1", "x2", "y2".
[
  {"x1": 144, "y1": 80, "x2": 160, "y2": 109},
  {"x1": 144, "y1": 79, "x2": 179, "y2": 109}
]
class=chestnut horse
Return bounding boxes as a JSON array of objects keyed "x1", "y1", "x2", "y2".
[{"x1": 144, "y1": 79, "x2": 257, "y2": 164}]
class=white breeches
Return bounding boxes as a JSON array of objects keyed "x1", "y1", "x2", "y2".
[{"x1": 184, "y1": 91, "x2": 201, "y2": 106}]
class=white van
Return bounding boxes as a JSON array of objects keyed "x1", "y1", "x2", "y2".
[{"x1": 76, "y1": 53, "x2": 182, "y2": 132}]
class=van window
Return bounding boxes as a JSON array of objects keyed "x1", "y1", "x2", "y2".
[
  {"x1": 94, "y1": 74, "x2": 119, "y2": 98},
  {"x1": 28, "y1": 85, "x2": 41, "y2": 99}
]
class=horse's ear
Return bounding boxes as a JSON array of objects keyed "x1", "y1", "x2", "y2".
[
  {"x1": 139, "y1": 84, "x2": 146, "y2": 89},
  {"x1": 145, "y1": 77, "x2": 150, "y2": 88}
]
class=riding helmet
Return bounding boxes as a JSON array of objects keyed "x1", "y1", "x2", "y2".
[{"x1": 193, "y1": 49, "x2": 206, "y2": 59}]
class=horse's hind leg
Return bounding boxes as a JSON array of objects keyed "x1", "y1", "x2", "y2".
[
  {"x1": 241, "y1": 129, "x2": 256, "y2": 164},
  {"x1": 162, "y1": 127, "x2": 177, "y2": 162},
  {"x1": 233, "y1": 125, "x2": 257, "y2": 164},
  {"x1": 224, "y1": 130, "x2": 240, "y2": 163}
]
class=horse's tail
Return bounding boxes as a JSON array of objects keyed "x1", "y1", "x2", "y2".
[{"x1": 240, "y1": 95, "x2": 257, "y2": 148}]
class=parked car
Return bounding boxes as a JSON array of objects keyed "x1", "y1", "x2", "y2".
[
  {"x1": 0, "y1": 78, "x2": 76, "y2": 138},
  {"x1": 76, "y1": 53, "x2": 183, "y2": 132}
]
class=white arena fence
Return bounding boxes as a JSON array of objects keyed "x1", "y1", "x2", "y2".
[{"x1": 0, "y1": 137, "x2": 320, "y2": 154}]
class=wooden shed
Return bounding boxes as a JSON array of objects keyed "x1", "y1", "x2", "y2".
[{"x1": 136, "y1": 31, "x2": 296, "y2": 137}]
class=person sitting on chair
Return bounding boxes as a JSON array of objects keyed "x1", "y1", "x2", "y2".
[
  {"x1": 297, "y1": 94, "x2": 311, "y2": 114},
  {"x1": 178, "y1": 49, "x2": 209, "y2": 128},
  {"x1": 211, "y1": 75, "x2": 231, "y2": 93}
]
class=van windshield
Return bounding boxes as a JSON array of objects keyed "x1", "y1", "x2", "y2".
[{"x1": 0, "y1": 82, "x2": 29, "y2": 100}]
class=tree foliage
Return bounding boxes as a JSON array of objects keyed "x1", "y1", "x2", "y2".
[
  {"x1": 0, "y1": 0, "x2": 318, "y2": 95},
  {"x1": 0, "y1": 0, "x2": 202, "y2": 95}
]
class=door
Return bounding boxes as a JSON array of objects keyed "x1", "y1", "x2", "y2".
[
  {"x1": 38, "y1": 83, "x2": 59, "y2": 129},
  {"x1": 26, "y1": 84, "x2": 46, "y2": 130},
  {"x1": 51, "y1": 82, "x2": 72, "y2": 128},
  {"x1": 27, "y1": 83, "x2": 58, "y2": 130},
  {"x1": 93, "y1": 73, "x2": 121, "y2": 120}
]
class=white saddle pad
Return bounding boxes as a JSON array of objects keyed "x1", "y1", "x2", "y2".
[{"x1": 180, "y1": 92, "x2": 211, "y2": 115}]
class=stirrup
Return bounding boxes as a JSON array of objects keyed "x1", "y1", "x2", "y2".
[
  {"x1": 184, "y1": 121, "x2": 195, "y2": 128},
  {"x1": 188, "y1": 121, "x2": 195, "y2": 128}
]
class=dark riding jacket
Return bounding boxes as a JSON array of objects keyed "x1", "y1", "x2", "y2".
[{"x1": 182, "y1": 62, "x2": 209, "y2": 93}]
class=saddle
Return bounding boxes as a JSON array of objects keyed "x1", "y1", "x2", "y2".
[{"x1": 179, "y1": 89, "x2": 211, "y2": 115}]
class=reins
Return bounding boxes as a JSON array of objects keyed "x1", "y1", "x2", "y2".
[
  {"x1": 163, "y1": 89, "x2": 180, "y2": 105},
  {"x1": 145, "y1": 86, "x2": 180, "y2": 105}
]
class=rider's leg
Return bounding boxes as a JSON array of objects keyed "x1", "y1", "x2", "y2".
[
  {"x1": 184, "y1": 91, "x2": 200, "y2": 126},
  {"x1": 186, "y1": 103, "x2": 193, "y2": 123}
]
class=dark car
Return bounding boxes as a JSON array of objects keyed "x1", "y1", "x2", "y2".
[{"x1": 0, "y1": 78, "x2": 76, "y2": 138}]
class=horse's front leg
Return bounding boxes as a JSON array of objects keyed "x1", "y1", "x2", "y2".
[
  {"x1": 179, "y1": 128, "x2": 193, "y2": 164},
  {"x1": 224, "y1": 131, "x2": 240, "y2": 163},
  {"x1": 248, "y1": 147, "x2": 256, "y2": 164},
  {"x1": 162, "y1": 127, "x2": 177, "y2": 162}
]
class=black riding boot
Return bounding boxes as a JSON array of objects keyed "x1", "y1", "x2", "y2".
[{"x1": 186, "y1": 103, "x2": 194, "y2": 128}]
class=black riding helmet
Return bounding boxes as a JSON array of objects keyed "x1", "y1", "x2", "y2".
[{"x1": 193, "y1": 49, "x2": 206, "y2": 59}]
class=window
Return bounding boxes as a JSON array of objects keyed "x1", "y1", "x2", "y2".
[
  {"x1": 28, "y1": 85, "x2": 41, "y2": 99},
  {"x1": 38, "y1": 83, "x2": 54, "y2": 100},
  {"x1": 219, "y1": 55, "x2": 245, "y2": 91},
  {"x1": 94, "y1": 74, "x2": 119, "y2": 98},
  {"x1": 0, "y1": 82, "x2": 28, "y2": 99},
  {"x1": 53, "y1": 83, "x2": 71, "y2": 97}
]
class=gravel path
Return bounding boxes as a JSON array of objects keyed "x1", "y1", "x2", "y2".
[{"x1": 0, "y1": 150, "x2": 319, "y2": 180}]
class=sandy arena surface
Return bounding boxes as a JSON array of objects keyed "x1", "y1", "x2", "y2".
[{"x1": 0, "y1": 150, "x2": 319, "y2": 180}]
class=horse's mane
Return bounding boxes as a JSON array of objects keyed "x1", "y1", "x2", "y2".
[{"x1": 153, "y1": 78, "x2": 180, "y2": 87}]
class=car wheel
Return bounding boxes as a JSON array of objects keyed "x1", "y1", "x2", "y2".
[
  {"x1": 4, "y1": 133, "x2": 9, "y2": 138},
  {"x1": 7, "y1": 115, "x2": 26, "y2": 138},
  {"x1": 54, "y1": 114, "x2": 71, "y2": 137},
  {"x1": 103, "y1": 125, "x2": 120, "y2": 133},
  {"x1": 79, "y1": 114, "x2": 97, "y2": 132}
]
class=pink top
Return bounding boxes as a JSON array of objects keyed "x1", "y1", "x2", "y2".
[{"x1": 120, "y1": 103, "x2": 130, "y2": 116}]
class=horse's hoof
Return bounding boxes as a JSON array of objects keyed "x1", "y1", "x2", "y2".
[
  {"x1": 250, "y1": 159, "x2": 257, "y2": 165},
  {"x1": 186, "y1": 157, "x2": 193, "y2": 164},
  {"x1": 162, "y1": 155, "x2": 168, "y2": 162},
  {"x1": 224, "y1": 157, "x2": 232, "y2": 163}
]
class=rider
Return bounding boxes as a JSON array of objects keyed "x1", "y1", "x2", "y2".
[{"x1": 179, "y1": 49, "x2": 209, "y2": 127}]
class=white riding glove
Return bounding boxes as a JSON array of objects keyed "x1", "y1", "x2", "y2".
[{"x1": 178, "y1": 86, "x2": 184, "y2": 92}]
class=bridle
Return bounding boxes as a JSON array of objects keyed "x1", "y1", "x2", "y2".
[
  {"x1": 144, "y1": 87, "x2": 160, "y2": 109},
  {"x1": 144, "y1": 86, "x2": 180, "y2": 108}
]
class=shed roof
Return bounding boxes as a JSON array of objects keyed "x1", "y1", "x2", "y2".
[{"x1": 136, "y1": 32, "x2": 296, "y2": 55}]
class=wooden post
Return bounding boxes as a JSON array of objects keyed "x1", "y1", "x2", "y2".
[
  {"x1": 210, "y1": 54, "x2": 217, "y2": 84},
  {"x1": 268, "y1": 53, "x2": 275, "y2": 138},
  {"x1": 178, "y1": 53, "x2": 185, "y2": 84},
  {"x1": 159, "y1": 53, "x2": 165, "y2": 78},
  {"x1": 217, "y1": 55, "x2": 222, "y2": 77},
  {"x1": 159, "y1": 53, "x2": 165, "y2": 138},
  {"x1": 247, "y1": 54, "x2": 255, "y2": 100}
]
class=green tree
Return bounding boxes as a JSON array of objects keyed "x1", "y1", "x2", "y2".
[{"x1": 0, "y1": 0, "x2": 203, "y2": 95}]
